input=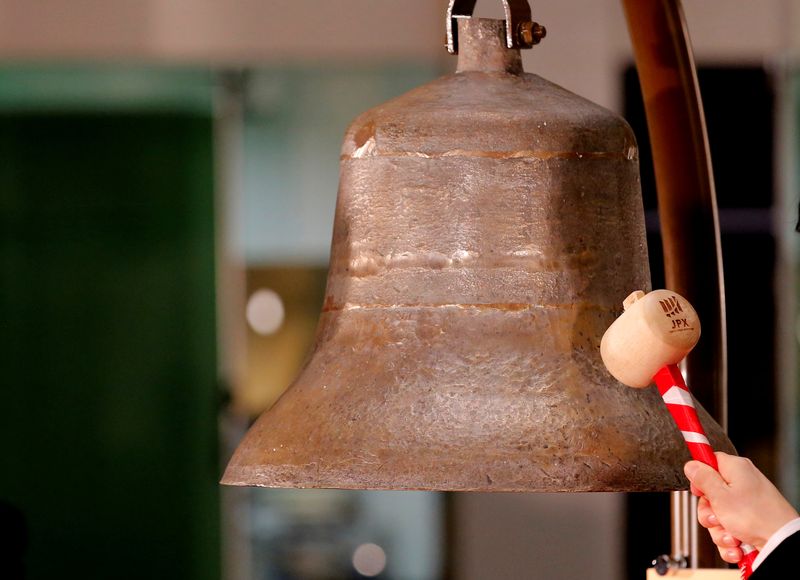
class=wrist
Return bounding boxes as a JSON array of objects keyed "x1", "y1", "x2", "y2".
[
  {"x1": 752, "y1": 516, "x2": 800, "y2": 571},
  {"x1": 754, "y1": 508, "x2": 800, "y2": 550}
]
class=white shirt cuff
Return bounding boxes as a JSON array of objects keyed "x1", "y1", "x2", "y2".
[{"x1": 751, "y1": 516, "x2": 800, "y2": 571}]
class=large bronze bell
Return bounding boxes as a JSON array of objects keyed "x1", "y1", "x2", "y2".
[{"x1": 222, "y1": 11, "x2": 735, "y2": 492}]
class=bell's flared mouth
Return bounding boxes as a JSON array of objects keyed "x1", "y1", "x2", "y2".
[{"x1": 222, "y1": 300, "x2": 734, "y2": 492}]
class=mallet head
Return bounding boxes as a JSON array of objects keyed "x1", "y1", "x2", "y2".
[{"x1": 600, "y1": 289, "x2": 701, "y2": 388}]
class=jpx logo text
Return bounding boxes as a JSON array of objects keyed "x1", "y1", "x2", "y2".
[{"x1": 660, "y1": 295, "x2": 691, "y2": 331}]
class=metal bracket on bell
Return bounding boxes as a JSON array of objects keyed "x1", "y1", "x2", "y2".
[{"x1": 446, "y1": 0, "x2": 545, "y2": 54}]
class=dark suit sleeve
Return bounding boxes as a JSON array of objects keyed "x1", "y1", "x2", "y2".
[{"x1": 750, "y1": 529, "x2": 800, "y2": 579}]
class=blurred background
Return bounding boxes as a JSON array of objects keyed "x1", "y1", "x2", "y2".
[{"x1": 1, "y1": 1, "x2": 799, "y2": 579}]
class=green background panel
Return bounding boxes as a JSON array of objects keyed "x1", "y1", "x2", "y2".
[{"x1": 0, "y1": 111, "x2": 219, "y2": 579}]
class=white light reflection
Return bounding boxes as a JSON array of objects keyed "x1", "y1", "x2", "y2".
[
  {"x1": 352, "y1": 543, "x2": 387, "y2": 577},
  {"x1": 245, "y1": 289, "x2": 285, "y2": 335}
]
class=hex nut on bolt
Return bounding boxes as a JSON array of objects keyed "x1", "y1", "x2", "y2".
[{"x1": 518, "y1": 21, "x2": 546, "y2": 47}]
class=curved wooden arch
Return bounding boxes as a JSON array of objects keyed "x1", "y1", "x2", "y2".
[{"x1": 622, "y1": 0, "x2": 727, "y2": 569}]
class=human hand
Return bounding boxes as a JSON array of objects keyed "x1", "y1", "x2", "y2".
[{"x1": 684, "y1": 452, "x2": 799, "y2": 564}]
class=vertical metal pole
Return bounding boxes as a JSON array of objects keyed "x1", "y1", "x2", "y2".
[
  {"x1": 621, "y1": 0, "x2": 727, "y2": 569},
  {"x1": 690, "y1": 494, "x2": 701, "y2": 568},
  {"x1": 669, "y1": 490, "x2": 693, "y2": 566}
]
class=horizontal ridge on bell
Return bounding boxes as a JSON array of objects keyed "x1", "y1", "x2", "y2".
[{"x1": 221, "y1": 17, "x2": 735, "y2": 492}]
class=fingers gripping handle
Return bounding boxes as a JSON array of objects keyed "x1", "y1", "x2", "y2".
[{"x1": 653, "y1": 365, "x2": 757, "y2": 579}]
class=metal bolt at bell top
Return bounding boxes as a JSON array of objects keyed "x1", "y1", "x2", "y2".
[{"x1": 518, "y1": 21, "x2": 546, "y2": 47}]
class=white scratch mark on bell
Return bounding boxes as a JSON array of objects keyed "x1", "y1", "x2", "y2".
[{"x1": 351, "y1": 135, "x2": 376, "y2": 158}]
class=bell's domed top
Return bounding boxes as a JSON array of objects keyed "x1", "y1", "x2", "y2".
[{"x1": 342, "y1": 19, "x2": 637, "y2": 166}]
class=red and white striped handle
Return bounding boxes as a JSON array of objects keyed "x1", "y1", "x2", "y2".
[{"x1": 653, "y1": 365, "x2": 758, "y2": 579}]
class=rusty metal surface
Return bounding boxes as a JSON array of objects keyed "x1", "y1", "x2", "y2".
[{"x1": 222, "y1": 18, "x2": 735, "y2": 492}]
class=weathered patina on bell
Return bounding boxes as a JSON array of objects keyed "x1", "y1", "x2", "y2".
[{"x1": 222, "y1": 16, "x2": 735, "y2": 492}]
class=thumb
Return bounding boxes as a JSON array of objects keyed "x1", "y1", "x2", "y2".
[{"x1": 684, "y1": 461, "x2": 727, "y2": 500}]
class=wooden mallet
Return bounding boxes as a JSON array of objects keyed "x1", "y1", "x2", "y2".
[{"x1": 601, "y1": 289, "x2": 757, "y2": 579}]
